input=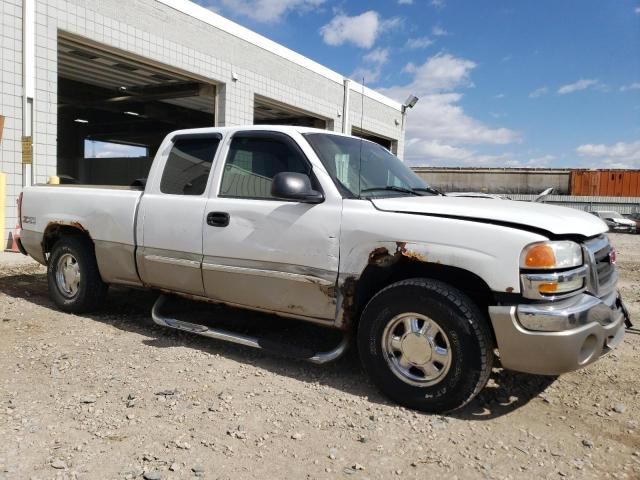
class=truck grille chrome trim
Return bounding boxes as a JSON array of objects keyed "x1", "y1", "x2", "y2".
[{"x1": 583, "y1": 235, "x2": 617, "y2": 298}]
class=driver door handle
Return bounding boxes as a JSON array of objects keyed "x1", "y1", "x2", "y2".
[{"x1": 207, "y1": 211, "x2": 230, "y2": 227}]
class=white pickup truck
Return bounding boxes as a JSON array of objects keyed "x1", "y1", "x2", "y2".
[{"x1": 17, "y1": 126, "x2": 631, "y2": 412}]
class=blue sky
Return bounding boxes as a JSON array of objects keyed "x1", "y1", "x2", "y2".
[{"x1": 198, "y1": 0, "x2": 640, "y2": 168}]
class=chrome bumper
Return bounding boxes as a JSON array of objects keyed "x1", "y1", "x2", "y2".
[{"x1": 489, "y1": 292, "x2": 628, "y2": 375}]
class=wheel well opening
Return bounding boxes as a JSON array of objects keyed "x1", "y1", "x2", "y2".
[
  {"x1": 351, "y1": 259, "x2": 496, "y2": 333},
  {"x1": 42, "y1": 224, "x2": 93, "y2": 263}
]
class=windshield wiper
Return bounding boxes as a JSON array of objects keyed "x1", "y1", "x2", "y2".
[
  {"x1": 360, "y1": 186, "x2": 422, "y2": 196},
  {"x1": 412, "y1": 186, "x2": 443, "y2": 196}
]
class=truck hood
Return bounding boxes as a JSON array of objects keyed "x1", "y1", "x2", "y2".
[{"x1": 370, "y1": 196, "x2": 608, "y2": 237}]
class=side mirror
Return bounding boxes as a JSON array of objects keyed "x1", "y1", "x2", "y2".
[{"x1": 271, "y1": 172, "x2": 324, "y2": 204}]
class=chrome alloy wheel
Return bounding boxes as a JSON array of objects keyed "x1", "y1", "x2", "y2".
[
  {"x1": 382, "y1": 312, "x2": 452, "y2": 387},
  {"x1": 55, "y1": 253, "x2": 81, "y2": 298}
]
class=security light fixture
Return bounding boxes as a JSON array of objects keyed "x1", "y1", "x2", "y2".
[
  {"x1": 403, "y1": 94, "x2": 419, "y2": 110},
  {"x1": 124, "y1": 111, "x2": 140, "y2": 117},
  {"x1": 74, "y1": 118, "x2": 89, "y2": 123}
]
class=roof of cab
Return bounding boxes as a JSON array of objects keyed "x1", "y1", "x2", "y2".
[{"x1": 169, "y1": 125, "x2": 359, "y2": 139}]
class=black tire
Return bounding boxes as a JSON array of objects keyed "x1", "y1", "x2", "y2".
[
  {"x1": 358, "y1": 278, "x2": 493, "y2": 413},
  {"x1": 47, "y1": 236, "x2": 108, "y2": 313}
]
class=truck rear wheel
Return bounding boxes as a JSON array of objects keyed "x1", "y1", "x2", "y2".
[
  {"x1": 47, "y1": 236, "x2": 108, "y2": 313},
  {"x1": 358, "y1": 278, "x2": 493, "y2": 413}
]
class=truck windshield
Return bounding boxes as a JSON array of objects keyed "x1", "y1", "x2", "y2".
[{"x1": 304, "y1": 133, "x2": 437, "y2": 198}]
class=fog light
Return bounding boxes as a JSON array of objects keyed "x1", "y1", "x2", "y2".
[{"x1": 538, "y1": 277, "x2": 584, "y2": 296}]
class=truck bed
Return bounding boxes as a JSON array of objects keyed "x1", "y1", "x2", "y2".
[{"x1": 20, "y1": 184, "x2": 143, "y2": 286}]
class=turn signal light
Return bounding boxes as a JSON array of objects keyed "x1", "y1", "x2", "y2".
[
  {"x1": 538, "y1": 278, "x2": 584, "y2": 296},
  {"x1": 520, "y1": 241, "x2": 583, "y2": 270},
  {"x1": 524, "y1": 245, "x2": 556, "y2": 268},
  {"x1": 538, "y1": 282, "x2": 559, "y2": 294}
]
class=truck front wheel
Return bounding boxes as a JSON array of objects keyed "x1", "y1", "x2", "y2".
[
  {"x1": 48, "y1": 236, "x2": 108, "y2": 313},
  {"x1": 358, "y1": 278, "x2": 493, "y2": 413}
]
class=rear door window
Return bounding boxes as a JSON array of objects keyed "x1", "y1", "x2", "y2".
[{"x1": 160, "y1": 136, "x2": 221, "y2": 195}]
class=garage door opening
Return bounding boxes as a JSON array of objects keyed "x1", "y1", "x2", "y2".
[
  {"x1": 57, "y1": 34, "x2": 216, "y2": 186},
  {"x1": 254, "y1": 95, "x2": 330, "y2": 129},
  {"x1": 351, "y1": 127, "x2": 395, "y2": 153}
]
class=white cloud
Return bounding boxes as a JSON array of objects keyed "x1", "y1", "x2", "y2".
[
  {"x1": 381, "y1": 16, "x2": 403, "y2": 31},
  {"x1": 576, "y1": 141, "x2": 640, "y2": 168},
  {"x1": 350, "y1": 66, "x2": 382, "y2": 83},
  {"x1": 398, "y1": 0, "x2": 412, "y2": 4},
  {"x1": 363, "y1": 47, "x2": 389, "y2": 64},
  {"x1": 320, "y1": 11, "x2": 400, "y2": 49},
  {"x1": 398, "y1": 53, "x2": 477, "y2": 92},
  {"x1": 406, "y1": 36, "x2": 433, "y2": 49},
  {"x1": 526, "y1": 154, "x2": 555, "y2": 167},
  {"x1": 620, "y1": 82, "x2": 640, "y2": 91},
  {"x1": 351, "y1": 48, "x2": 390, "y2": 83},
  {"x1": 431, "y1": 0, "x2": 445, "y2": 8},
  {"x1": 557, "y1": 79, "x2": 599, "y2": 95},
  {"x1": 404, "y1": 140, "x2": 517, "y2": 167},
  {"x1": 529, "y1": 86, "x2": 548, "y2": 98},
  {"x1": 320, "y1": 11, "x2": 378, "y2": 48},
  {"x1": 635, "y1": 6, "x2": 640, "y2": 14},
  {"x1": 402, "y1": 62, "x2": 417, "y2": 74},
  {"x1": 494, "y1": 93, "x2": 505, "y2": 99},
  {"x1": 432, "y1": 25, "x2": 448, "y2": 36},
  {"x1": 378, "y1": 53, "x2": 520, "y2": 165},
  {"x1": 215, "y1": 0, "x2": 325, "y2": 23}
]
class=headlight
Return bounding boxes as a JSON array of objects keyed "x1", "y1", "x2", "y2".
[{"x1": 520, "y1": 241, "x2": 583, "y2": 270}]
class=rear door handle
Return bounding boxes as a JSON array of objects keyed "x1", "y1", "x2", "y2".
[{"x1": 207, "y1": 211, "x2": 230, "y2": 227}]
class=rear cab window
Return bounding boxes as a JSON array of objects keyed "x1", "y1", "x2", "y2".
[{"x1": 160, "y1": 135, "x2": 221, "y2": 195}]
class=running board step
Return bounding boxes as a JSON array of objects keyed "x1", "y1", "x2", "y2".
[{"x1": 151, "y1": 295, "x2": 349, "y2": 364}]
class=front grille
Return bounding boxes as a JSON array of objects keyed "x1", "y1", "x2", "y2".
[{"x1": 583, "y1": 235, "x2": 617, "y2": 297}]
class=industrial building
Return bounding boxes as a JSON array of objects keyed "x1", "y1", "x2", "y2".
[
  {"x1": 0, "y1": 0, "x2": 405, "y2": 244},
  {"x1": 414, "y1": 167, "x2": 640, "y2": 197}
]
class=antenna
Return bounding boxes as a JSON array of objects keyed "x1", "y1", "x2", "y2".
[{"x1": 357, "y1": 77, "x2": 365, "y2": 197}]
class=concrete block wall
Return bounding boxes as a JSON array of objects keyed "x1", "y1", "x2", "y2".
[
  {"x1": 0, "y1": 0, "x2": 404, "y2": 244},
  {"x1": 0, "y1": 0, "x2": 23, "y2": 243},
  {"x1": 348, "y1": 90, "x2": 404, "y2": 158},
  {"x1": 37, "y1": 0, "x2": 339, "y2": 132}
]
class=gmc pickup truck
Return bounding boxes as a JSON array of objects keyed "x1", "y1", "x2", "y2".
[{"x1": 17, "y1": 126, "x2": 631, "y2": 412}]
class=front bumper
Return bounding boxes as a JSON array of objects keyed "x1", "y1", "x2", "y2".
[
  {"x1": 489, "y1": 292, "x2": 629, "y2": 375},
  {"x1": 610, "y1": 224, "x2": 636, "y2": 233}
]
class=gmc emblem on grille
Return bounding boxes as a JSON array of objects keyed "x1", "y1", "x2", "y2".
[{"x1": 608, "y1": 250, "x2": 616, "y2": 265}]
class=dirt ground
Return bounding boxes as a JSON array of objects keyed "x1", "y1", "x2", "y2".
[{"x1": 1, "y1": 234, "x2": 639, "y2": 480}]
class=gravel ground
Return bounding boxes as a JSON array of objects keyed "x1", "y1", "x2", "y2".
[{"x1": 0, "y1": 234, "x2": 639, "y2": 480}]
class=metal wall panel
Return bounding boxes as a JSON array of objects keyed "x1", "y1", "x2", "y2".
[
  {"x1": 570, "y1": 171, "x2": 640, "y2": 197},
  {"x1": 509, "y1": 194, "x2": 640, "y2": 215}
]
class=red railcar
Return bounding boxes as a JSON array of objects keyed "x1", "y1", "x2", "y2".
[{"x1": 570, "y1": 170, "x2": 640, "y2": 197}]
